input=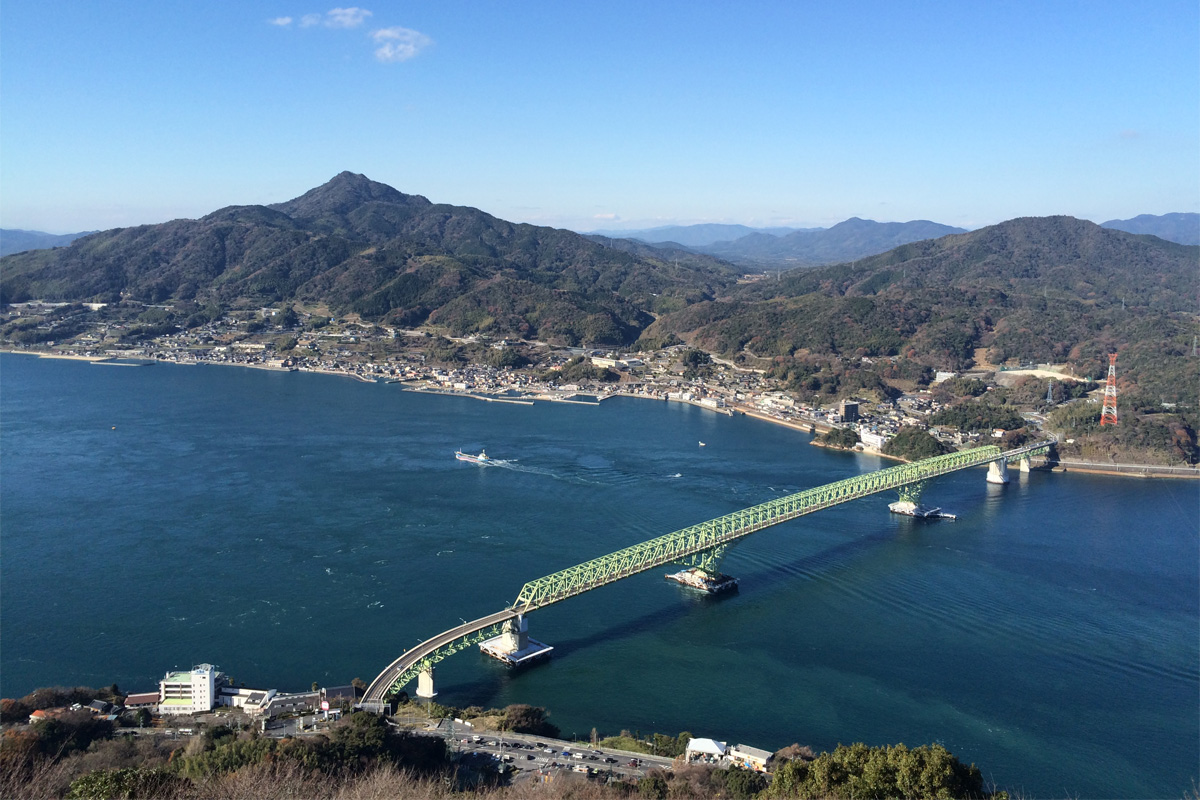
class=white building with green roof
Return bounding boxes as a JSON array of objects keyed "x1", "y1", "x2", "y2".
[{"x1": 159, "y1": 664, "x2": 223, "y2": 714}]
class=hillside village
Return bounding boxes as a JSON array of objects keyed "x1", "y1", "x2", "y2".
[{"x1": 9, "y1": 297, "x2": 1188, "y2": 474}]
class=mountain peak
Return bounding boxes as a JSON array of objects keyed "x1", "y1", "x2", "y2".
[{"x1": 269, "y1": 172, "x2": 430, "y2": 220}]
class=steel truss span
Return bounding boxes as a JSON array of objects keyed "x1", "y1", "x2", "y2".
[
  {"x1": 511, "y1": 443, "x2": 1047, "y2": 612},
  {"x1": 363, "y1": 442, "x2": 1049, "y2": 703}
]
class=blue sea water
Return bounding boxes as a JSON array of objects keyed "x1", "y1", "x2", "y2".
[{"x1": 1, "y1": 353, "x2": 1196, "y2": 797}]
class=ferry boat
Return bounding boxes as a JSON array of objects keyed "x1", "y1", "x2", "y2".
[
  {"x1": 455, "y1": 449, "x2": 492, "y2": 464},
  {"x1": 665, "y1": 567, "x2": 738, "y2": 594}
]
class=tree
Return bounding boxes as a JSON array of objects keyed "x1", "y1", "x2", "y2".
[
  {"x1": 765, "y1": 742, "x2": 1004, "y2": 799},
  {"x1": 883, "y1": 427, "x2": 951, "y2": 460},
  {"x1": 820, "y1": 427, "x2": 860, "y2": 449},
  {"x1": 66, "y1": 767, "x2": 188, "y2": 800},
  {"x1": 723, "y1": 767, "x2": 768, "y2": 799},
  {"x1": 638, "y1": 771, "x2": 669, "y2": 799},
  {"x1": 277, "y1": 307, "x2": 299, "y2": 329},
  {"x1": 497, "y1": 704, "x2": 559, "y2": 738},
  {"x1": 680, "y1": 348, "x2": 713, "y2": 378}
]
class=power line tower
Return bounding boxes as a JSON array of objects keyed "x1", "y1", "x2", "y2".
[{"x1": 1100, "y1": 353, "x2": 1119, "y2": 426}]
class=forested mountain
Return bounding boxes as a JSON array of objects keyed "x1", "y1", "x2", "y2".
[
  {"x1": 695, "y1": 217, "x2": 967, "y2": 266},
  {"x1": 1100, "y1": 212, "x2": 1199, "y2": 245},
  {"x1": 0, "y1": 173, "x2": 740, "y2": 346},
  {"x1": 646, "y1": 216, "x2": 1199, "y2": 404},
  {"x1": 0, "y1": 228, "x2": 97, "y2": 257},
  {"x1": 4, "y1": 178, "x2": 1195, "y2": 405}
]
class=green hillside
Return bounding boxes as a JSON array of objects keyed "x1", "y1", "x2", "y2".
[
  {"x1": 648, "y1": 216, "x2": 1199, "y2": 403},
  {"x1": 0, "y1": 173, "x2": 739, "y2": 347}
]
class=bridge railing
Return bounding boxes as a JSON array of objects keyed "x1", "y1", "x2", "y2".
[{"x1": 512, "y1": 444, "x2": 1006, "y2": 612}]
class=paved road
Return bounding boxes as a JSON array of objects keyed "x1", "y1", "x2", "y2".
[{"x1": 362, "y1": 608, "x2": 519, "y2": 705}]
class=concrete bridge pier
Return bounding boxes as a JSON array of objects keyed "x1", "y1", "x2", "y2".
[
  {"x1": 1019, "y1": 456, "x2": 1032, "y2": 473},
  {"x1": 986, "y1": 459, "x2": 1010, "y2": 484},
  {"x1": 416, "y1": 667, "x2": 437, "y2": 699},
  {"x1": 500, "y1": 614, "x2": 529, "y2": 653},
  {"x1": 479, "y1": 613, "x2": 554, "y2": 666}
]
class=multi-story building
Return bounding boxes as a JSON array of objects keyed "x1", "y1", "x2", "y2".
[{"x1": 158, "y1": 664, "x2": 224, "y2": 715}]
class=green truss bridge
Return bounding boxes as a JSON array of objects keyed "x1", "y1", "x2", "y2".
[{"x1": 361, "y1": 441, "x2": 1051, "y2": 710}]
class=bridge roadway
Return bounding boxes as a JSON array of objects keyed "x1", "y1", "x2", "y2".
[
  {"x1": 363, "y1": 608, "x2": 519, "y2": 709},
  {"x1": 362, "y1": 441, "x2": 1052, "y2": 708}
]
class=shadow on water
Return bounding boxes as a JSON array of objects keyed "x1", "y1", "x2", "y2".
[{"x1": 436, "y1": 526, "x2": 902, "y2": 700}]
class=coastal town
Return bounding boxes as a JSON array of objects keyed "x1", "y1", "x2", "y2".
[
  {"x1": 8, "y1": 298, "x2": 1197, "y2": 477},
  {"x1": 8, "y1": 660, "x2": 779, "y2": 790},
  {"x1": 2, "y1": 299, "x2": 1096, "y2": 461}
]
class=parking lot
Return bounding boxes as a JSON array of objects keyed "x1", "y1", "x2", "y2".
[{"x1": 430, "y1": 722, "x2": 676, "y2": 781}]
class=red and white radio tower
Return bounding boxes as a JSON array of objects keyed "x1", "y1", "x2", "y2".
[{"x1": 1100, "y1": 353, "x2": 1119, "y2": 426}]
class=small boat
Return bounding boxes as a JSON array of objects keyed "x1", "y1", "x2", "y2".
[
  {"x1": 455, "y1": 449, "x2": 492, "y2": 464},
  {"x1": 698, "y1": 441, "x2": 706, "y2": 447}
]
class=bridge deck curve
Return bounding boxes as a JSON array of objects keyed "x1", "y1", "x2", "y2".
[{"x1": 362, "y1": 608, "x2": 518, "y2": 706}]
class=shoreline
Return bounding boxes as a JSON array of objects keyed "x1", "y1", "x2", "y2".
[{"x1": 5, "y1": 347, "x2": 1194, "y2": 480}]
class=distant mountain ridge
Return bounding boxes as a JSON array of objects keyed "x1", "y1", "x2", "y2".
[
  {"x1": 1100, "y1": 212, "x2": 1199, "y2": 245},
  {"x1": 695, "y1": 217, "x2": 968, "y2": 266},
  {"x1": 589, "y1": 223, "x2": 808, "y2": 248},
  {"x1": 0, "y1": 229, "x2": 98, "y2": 257},
  {"x1": 0, "y1": 173, "x2": 739, "y2": 346}
]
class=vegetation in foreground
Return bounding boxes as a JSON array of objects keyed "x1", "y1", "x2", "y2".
[{"x1": 1, "y1": 686, "x2": 1010, "y2": 799}]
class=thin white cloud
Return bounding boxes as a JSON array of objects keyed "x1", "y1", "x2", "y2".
[
  {"x1": 371, "y1": 26, "x2": 432, "y2": 63},
  {"x1": 269, "y1": 16, "x2": 294, "y2": 26},
  {"x1": 300, "y1": 13, "x2": 323, "y2": 27},
  {"x1": 593, "y1": 213, "x2": 620, "y2": 220},
  {"x1": 326, "y1": 7, "x2": 372, "y2": 28}
]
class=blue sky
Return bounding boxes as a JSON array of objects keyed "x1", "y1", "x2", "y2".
[{"x1": 2, "y1": 1, "x2": 1197, "y2": 234}]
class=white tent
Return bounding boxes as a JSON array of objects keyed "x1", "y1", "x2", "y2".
[{"x1": 686, "y1": 738, "x2": 728, "y2": 758}]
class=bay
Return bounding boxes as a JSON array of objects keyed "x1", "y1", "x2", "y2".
[{"x1": 1, "y1": 352, "x2": 1196, "y2": 797}]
